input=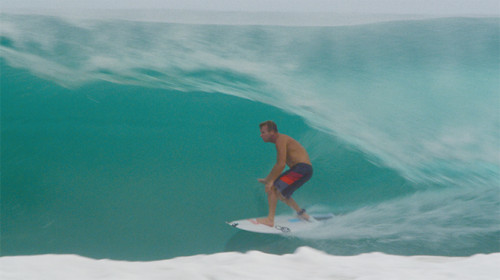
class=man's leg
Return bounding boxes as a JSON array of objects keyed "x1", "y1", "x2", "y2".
[
  {"x1": 278, "y1": 193, "x2": 311, "y2": 221},
  {"x1": 256, "y1": 187, "x2": 279, "y2": 227}
]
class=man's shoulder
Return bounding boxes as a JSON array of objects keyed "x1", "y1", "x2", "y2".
[
  {"x1": 282, "y1": 133, "x2": 299, "y2": 143},
  {"x1": 276, "y1": 133, "x2": 292, "y2": 143}
]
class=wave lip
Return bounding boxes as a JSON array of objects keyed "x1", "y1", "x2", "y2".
[{"x1": 0, "y1": 8, "x2": 454, "y2": 26}]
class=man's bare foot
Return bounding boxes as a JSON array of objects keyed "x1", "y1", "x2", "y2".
[
  {"x1": 256, "y1": 217, "x2": 274, "y2": 227},
  {"x1": 299, "y1": 212, "x2": 311, "y2": 221},
  {"x1": 297, "y1": 209, "x2": 312, "y2": 222}
]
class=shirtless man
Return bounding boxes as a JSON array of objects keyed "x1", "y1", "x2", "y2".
[{"x1": 257, "y1": 120, "x2": 313, "y2": 227}]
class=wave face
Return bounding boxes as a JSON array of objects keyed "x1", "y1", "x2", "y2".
[{"x1": 1, "y1": 14, "x2": 499, "y2": 260}]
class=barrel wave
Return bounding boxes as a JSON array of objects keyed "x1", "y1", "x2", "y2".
[{"x1": 1, "y1": 14, "x2": 499, "y2": 261}]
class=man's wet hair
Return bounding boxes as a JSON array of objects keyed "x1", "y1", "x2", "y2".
[{"x1": 259, "y1": 120, "x2": 278, "y2": 132}]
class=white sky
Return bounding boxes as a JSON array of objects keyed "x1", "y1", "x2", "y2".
[{"x1": 1, "y1": 0, "x2": 499, "y2": 15}]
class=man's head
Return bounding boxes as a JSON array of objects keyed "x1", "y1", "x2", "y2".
[{"x1": 259, "y1": 120, "x2": 278, "y2": 143}]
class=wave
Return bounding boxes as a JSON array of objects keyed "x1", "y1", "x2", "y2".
[
  {"x1": 2, "y1": 14, "x2": 498, "y2": 183},
  {"x1": 1, "y1": 13, "x2": 499, "y2": 259}
]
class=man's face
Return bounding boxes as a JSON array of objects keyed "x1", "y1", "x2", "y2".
[{"x1": 260, "y1": 126, "x2": 274, "y2": 142}]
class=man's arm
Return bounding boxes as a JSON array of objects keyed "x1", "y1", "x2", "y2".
[{"x1": 263, "y1": 136, "x2": 287, "y2": 189}]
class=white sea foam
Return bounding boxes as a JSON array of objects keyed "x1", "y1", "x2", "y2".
[
  {"x1": 298, "y1": 186, "x2": 500, "y2": 244},
  {"x1": 1, "y1": 247, "x2": 499, "y2": 280}
]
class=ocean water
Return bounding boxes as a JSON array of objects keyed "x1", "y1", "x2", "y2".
[{"x1": 1, "y1": 12, "x2": 499, "y2": 278}]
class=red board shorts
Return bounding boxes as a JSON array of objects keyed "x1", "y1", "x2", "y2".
[{"x1": 274, "y1": 163, "x2": 313, "y2": 199}]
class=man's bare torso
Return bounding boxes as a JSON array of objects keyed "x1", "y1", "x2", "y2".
[{"x1": 279, "y1": 134, "x2": 311, "y2": 167}]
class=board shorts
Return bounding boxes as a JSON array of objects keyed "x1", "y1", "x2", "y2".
[{"x1": 274, "y1": 163, "x2": 313, "y2": 199}]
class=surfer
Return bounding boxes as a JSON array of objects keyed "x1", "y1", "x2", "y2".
[{"x1": 257, "y1": 120, "x2": 313, "y2": 227}]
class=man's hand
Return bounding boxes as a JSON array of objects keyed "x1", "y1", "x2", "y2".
[
  {"x1": 264, "y1": 181, "x2": 274, "y2": 193},
  {"x1": 258, "y1": 178, "x2": 274, "y2": 193}
]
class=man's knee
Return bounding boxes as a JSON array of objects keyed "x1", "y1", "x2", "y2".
[
  {"x1": 267, "y1": 187, "x2": 278, "y2": 197},
  {"x1": 276, "y1": 191, "x2": 287, "y2": 201}
]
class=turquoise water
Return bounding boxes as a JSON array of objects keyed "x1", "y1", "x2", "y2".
[{"x1": 1, "y1": 14, "x2": 499, "y2": 260}]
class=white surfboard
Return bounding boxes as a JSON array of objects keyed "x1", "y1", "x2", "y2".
[{"x1": 226, "y1": 213, "x2": 334, "y2": 234}]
